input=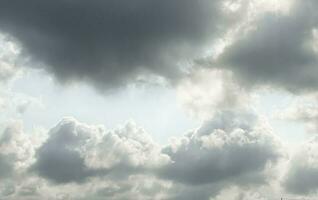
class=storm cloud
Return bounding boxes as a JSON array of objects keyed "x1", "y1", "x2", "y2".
[{"x1": 0, "y1": 0, "x2": 234, "y2": 89}]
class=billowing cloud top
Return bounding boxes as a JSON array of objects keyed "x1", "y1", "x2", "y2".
[{"x1": 0, "y1": 75, "x2": 286, "y2": 200}]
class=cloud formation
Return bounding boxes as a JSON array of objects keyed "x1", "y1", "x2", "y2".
[
  {"x1": 208, "y1": 0, "x2": 318, "y2": 92},
  {"x1": 159, "y1": 110, "x2": 283, "y2": 186},
  {"x1": 284, "y1": 136, "x2": 318, "y2": 194},
  {"x1": 31, "y1": 117, "x2": 168, "y2": 184},
  {"x1": 0, "y1": 0, "x2": 239, "y2": 89},
  {"x1": 2, "y1": 1, "x2": 316, "y2": 199},
  {"x1": 0, "y1": 33, "x2": 21, "y2": 83},
  {"x1": 280, "y1": 94, "x2": 318, "y2": 133},
  {"x1": 177, "y1": 69, "x2": 250, "y2": 119},
  {"x1": 0, "y1": 109, "x2": 284, "y2": 200}
]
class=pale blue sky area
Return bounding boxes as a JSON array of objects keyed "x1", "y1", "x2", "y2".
[
  {"x1": 2, "y1": 69, "x2": 309, "y2": 146},
  {"x1": 9, "y1": 69, "x2": 199, "y2": 144}
]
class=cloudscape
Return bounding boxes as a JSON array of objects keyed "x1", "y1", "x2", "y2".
[{"x1": 1, "y1": 0, "x2": 318, "y2": 199}]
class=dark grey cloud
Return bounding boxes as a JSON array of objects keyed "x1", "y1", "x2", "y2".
[
  {"x1": 207, "y1": 0, "x2": 318, "y2": 93},
  {"x1": 0, "y1": 0, "x2": 232, "y2": 89}
]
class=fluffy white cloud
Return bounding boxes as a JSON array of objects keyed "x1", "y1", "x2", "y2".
[
  {"x1": 0, "y1": 33, "x2": 21, "y2": 83},
  {"x1": 0, "y1": 111, "x2": 285, "y2": 200},
  {"x1": 0, "y1": 121, "x2": 36, "y2": 179},
  {"x1": 31, "y1": 117, "x2": 169, "y2": 184}
]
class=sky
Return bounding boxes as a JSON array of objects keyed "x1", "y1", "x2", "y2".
[{"x1": 1, "y1": 0, "x2": 318, "y2": 199}]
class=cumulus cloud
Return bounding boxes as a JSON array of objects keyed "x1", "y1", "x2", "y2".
[
  {"x1": 0, "y1": 0, "x2": 245, "y2": 90},
  {"x1": 0, "y1": 66, "x2": 286, "y2": 199},
  {"x1": 158, "y1": 68, "x2": 286, "y2": 199},
  {"x1": 284, "y1": 136, "x2": 318, "y2": 194},
  {"x1": 31, "y1": 117, "x2": 169, "y2": 184},
  {"x1": 0, "y1": 113, "x2": 286, "y2": 200},
  {"x1": 1, "y1": 0, "x2": 315, "y2": 199},
  {"x1": 0, "y1": 121, "x2": 35, "y2": 177},
  {"x1": 206, "y1": 0, "x2": 318, "y2": 92},
  {"x1": 158, "y1": 110, "x2": 283, "y2": 186}
]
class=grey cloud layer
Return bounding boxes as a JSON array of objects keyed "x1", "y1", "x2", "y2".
[
  {"x1": 1, "y1": 0, "x2": 318, "y2": 93},
  {"x1": 209, "y1": 0, "x2": 318, "y2": 92},
  {"x1": 0, "y1": 0, "x2": 230, "y2": 89}
]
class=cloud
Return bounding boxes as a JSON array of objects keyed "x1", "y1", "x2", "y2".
[
  {"x1": 0, "y1": 33, "x2": 21, "y2": 83},
  {"x1": 207, "y1": 0, "x2": 318, "y2": 93},
  {"x1": 158, "y1": 110, "x2": 283, "y2": 186},
  {"x1": 77, "y1": 175, "x2": 172, "y2": 200},
  {"x1": 0, "y1": 64, "x2": 287, "y2": 199},
  {"x1": 0, "y1": 0, "x2": 240, "y2": 90},
  {"x1": 162, "y1": 68, "x2": 284, "y2": 199},
  {"x1": 0, "y1": 114, "x2": 285, "y2": 200},
  {"x1": 0, "y1": 121, "x2": 36, "y2": 180},
  {"x1": 31, "y1": 117, "x2": 169, "y2": 184},
  {"x1": 284, "y1": 136, "x2": 318, "y2": 194},
  {"x1": 0, "y1": 66, "x2": 286, "y2": 199},
  {"x1": 211, "y1": 186, "x2": 268, "y2": 200},
  {"x1": 177, "y1": 69, "x2": 250, "y2": 120},
  {"x1": 278, "y1": 93, "x2": 318, "y2": 133}
]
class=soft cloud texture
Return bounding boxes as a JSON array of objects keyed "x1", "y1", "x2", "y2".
[
  {"x1": 0, "y1": 33, "x2": 21, "y2": 83},
  {"x1": 31, "y1": 117, "x2": 169, "y2": 184},
  {"x1": 281, "y1": 95, "x2": 318, "y2": 133},
  {"x1": 1, "y1": 0, "x2": 316, "y2": 199},
  {"x1": 177, "y1": 69, "x2": 250, "y2": 120},
  {"x1": 284, "y1": 136, "x2": 318, "y2": 194},
  {"x1": 159, "y1": 110, "x2": 283, "y2": 186},
  {"x1": 0, "y1": 110, "x2": 285, "y2": 199},
  {"x1": 0, "y1": 0, "x2": 244, "y2": 90},
  {"x1": 209, "y1": 0, "x2": 318, "y2": 92},
  {"x1": 0, "y1": 121, "x2": 35, "y2": 180}
]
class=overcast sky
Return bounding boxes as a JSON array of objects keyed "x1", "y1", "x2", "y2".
[{"x1": 1, "y1": 0, "x2": 318, "y2": 199}]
